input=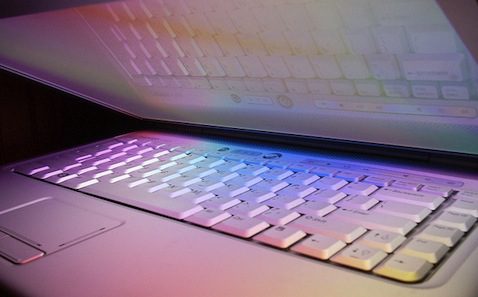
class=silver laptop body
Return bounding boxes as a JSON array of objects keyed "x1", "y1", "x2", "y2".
[{"x1": 1, "y1": 0, "x2": 478, "y2": 296}]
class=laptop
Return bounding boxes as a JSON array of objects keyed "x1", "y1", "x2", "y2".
[{"x1": 1, "y1": 0, "x2": 478, "y2": 296}]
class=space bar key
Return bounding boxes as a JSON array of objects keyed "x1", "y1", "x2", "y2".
[{"x1": 372, "y1": 187, "x2": 444, "y2": 210}]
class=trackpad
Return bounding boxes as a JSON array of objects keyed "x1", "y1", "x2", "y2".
[{"x1": 0, "y1": 197, "x2": 122, "y2": 255}]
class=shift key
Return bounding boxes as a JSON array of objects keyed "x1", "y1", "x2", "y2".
[
  {"x1": 372, "y1": 187, "x2": 444, "y2": 210},
  {"x1": 328, "y1": 208, "x2": 416, "y2": 235}
]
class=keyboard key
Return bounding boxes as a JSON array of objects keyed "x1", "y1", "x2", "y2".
[
  {"x1": 309, "y1": 166, "x2": 338, "y2": 177},
  {"x1": 309, "y1": 55, "x2": 342, "y2": 79},
  {"x1": 329, "y1": 208, "x2": 416, "y2": 235},
  {"x1": 97, "y1": 160, "x2": 127, "y2": 171},
  {"x1": 125, "y1": 146, "x2": 153, "y2": 156},
  {"x1": 172, "y1": 163, "x2": 197, "y2": 174},
  {"x1": 390, "y1": 180, "x2": 421, "y2": 191},
  {"x1": 201, "y1": 196, "x2": 241, "y2": 211},
  {"x1": 336, "y1": 194, "x2": 379, "y2": 211},
  {"x1": 447, "y1": 197, "x2": 478, "y2": 217},
  {"x1": 89, "y1": 170, "x2": 114, "y2": 179},
  {"x1": 373, "y1": 201, "x2": 431, "y2": 223},
  {"x1": 121, "y1": 144, "x2": 139, "y2": 152},
  {"x1": 264, "y1": 158, "x2": 294, "y2": 170},
  {"x1": 355, "y1": 80, "x2": 382, "y2": 97},
  {"x1": 304, "y1": 189, "x2": 346, "y2": 204},
  {"x1": 228, "y1": 202, "x2": 269, "y2": 218},
  {"x1": 141, "y1": 148, "x2": 169, "y2": 159},
  {"x1": 74, "y1": 153, "x2": 93, "y2": 161},
  {"x1": 177, "y1": 191, "x2": 215, "y2": 204},
  {"x1": 237, "y1": 187, "x2": 275, "y2": 203},
  {"x1": 398, "y1": 238, "x2": 448, "y2": 264},
  {"x1": 127, "y1": 177, "x2": 149, "y2": 188},
  {"x1": 399, "y1": 53, "x2": 464, "y2": 81},
  {"x1": 236, "y1": 165, "x2": 270, "y2": 176},
  {"x1": 195, "y1": 157, "x2": 226, "y2": 169},
  {"x1": 285, "y1": 173, "x2": 320, "y2": 186},
  {"x1": 294, "y1": 201, "x2": 337, "y2": 217},
  {"x1": 454, "y1": 190, "x2": 478, "y2": 200},
  {"x1": 374, "y1": 254, "x2": 433, "y2": 282},
  {"x1": 372, "y1": 26, "x2": 409, "y2": 54},
  {"x1": 416, "y1": 225, "x2": 463, "y2": 247},
  {"x1": 283, "y1": 56, "x2": 315, "y2": 79},
  {"x1": 253, "y1": 179, "x2": 289, "y2": 192},
  {"x1": 121, "y1": 164, "x2": 145, "y2": 175},
  {"x1": 153, "y1": 171, "x2": 181, "y2": 183},
  {"x1": 155, "y1": 160, "x2": 177, "y2": 170},
  {"x1": 108, "y1": 173, "x2": 131, "y2": 184},
  {"x1": 265, "y1": 195, "x2": 306, "y2": 210},
  {"x1": 189, "y1": 179, "x2": 225, "y2": 192},
  {"x1": 291, "y1": 234, "x2": 346, "y2": 260},
  {"x1": 372, "y1": 187, "x2": 444, "y2": 210},
  {"x1": 334, "y1": 171, "x2": 366, "y2": 182},
  {"x1": 336, "y1": 55, "x2": 370, "y2": 80},
  {"x1": 362, "y1": 175, "x2": 393, "y2": 187},
  {"x1": 213, "y1": 216, "x2": 270, "y2": 238},
  {"x1": 129, "y1": 167, "x2": 162, "y2": 178},
  {"x1": 441, "y1": 83, "x2": 471, "y2": 100},
  {"x1": 215, "y1": 161, "x2": 247, "y2": 173},
  {"x1": 331, "y1": 244, "x2": 387, "y2": 271},
  {"x1": 340, "y1": 182, "x2": 378, "y2": 196},
  {"x1": 120, "y1": 154, "x2": 143, "y2": 163},
  {"x1": 359, "y1": 230, "x2": 406, "y2": 253},
  {"x1": 45, "y1": 172, "x2": 79, "y2": 184},
  {"x1": 420, "y1": 184, "x2": 453, "y2": 197},
  {"x1": 147, "y1": 182, "x2": 169, "y2": 193},
  {"x1": 288, "y1": 215, "x2": 366, "y2": 243},
  {"x1": 383, "y1": 80, "x2": 411, "y2": 98},
  {"x1": 62, "y1": 176, "x2": 99, "y2": 189},
  {"x1": 311, "y1": 177, "x2": 348, "y2": 190},
  {"x1": 34, "y1": 169, "x2": 64, "y2": 179},
  {"x1": 276, "y1": 184, "x2": 316, "y2": 199},
  {"x1": 257, "y1": 208, "x2": 301, "y2": 226},
  {"x1": 254, "y1": 225, "x2": 306, "y2": 249},
  {"x1": 80, "y1": 157, "x2": 111, "y2": 167},
  {"x1": 168, "y1": 174, "x2": 202, "y2": 187},
  {"x1": 185, "y1": 208, "x2": 232, "y2": 227},
  {"x1": 411, "y1": 82, "x2": 439, "y2": 99},
  {"x1": 168, "y1": 152, "x2": 189, "y2": 161},
  {"x1": 433, "y1": 211, "x2": 476, "y2": 232},
  {"x1": 260, "y1": 169, "x2": 294, "y2": 180},
  {"x1": 227, "y1": 175, "x2": 263, "y2": 188},
  {"x1": 214, "y1": 183, "x2": 249, "y2": 198},
  {"x1": 14, "y1": 162, "x2": 50, "y2": 175},
  {"x1": 307, "y1": 79, "x2": 332, "y2": 94},
  {"x1": 153, "y1": 185, "x2": 191, "y2": 199},
  {"x1": 365, "y1": 53, "x2": 400, "y2": 80}
]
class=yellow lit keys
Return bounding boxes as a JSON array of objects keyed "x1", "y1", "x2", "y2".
[{"x1": 374, "y1": 254, "x2": 433, "y2": 282}]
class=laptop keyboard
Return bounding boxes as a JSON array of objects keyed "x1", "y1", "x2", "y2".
[
  {"x1": 78, "y1": 0, "x2": 478, "y2": 117},
  {"x1": 13, "y1": 133, "x2": 478, "y2": 283}
]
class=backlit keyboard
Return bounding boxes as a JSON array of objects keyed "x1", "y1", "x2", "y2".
[{"x1": 13, "y1": 132, "x2": 478, "y2": 283}]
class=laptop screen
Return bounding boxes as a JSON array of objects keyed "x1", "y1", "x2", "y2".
[{"x1": 1, "y1": 0, "x2": 477, "y2": 155}]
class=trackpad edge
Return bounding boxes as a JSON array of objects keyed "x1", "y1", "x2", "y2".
[{"x1": 0, "y1": 197, "x2": 123, "y2": 255}]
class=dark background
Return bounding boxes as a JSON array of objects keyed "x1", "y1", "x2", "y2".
[{"x1": 0, "y1": 69, "x2": 143, "y2": 166}]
